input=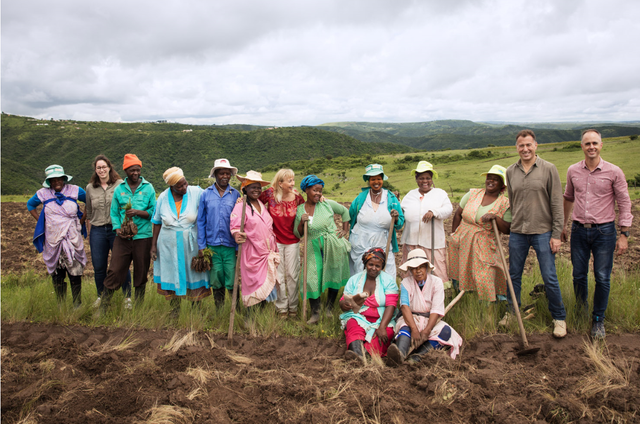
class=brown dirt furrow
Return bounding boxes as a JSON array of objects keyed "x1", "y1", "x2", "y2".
[{"x1": 2, "y1": 322, "x2": 639, "y2": 423}]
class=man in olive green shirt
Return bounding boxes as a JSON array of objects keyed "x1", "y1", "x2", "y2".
[{"x1": 502, "y1": 130, "x2": 567, "y2": 338}]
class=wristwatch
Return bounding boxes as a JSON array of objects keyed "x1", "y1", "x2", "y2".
[{"x1": 620, "y1": 230, "x2": 630, "y2": 237}]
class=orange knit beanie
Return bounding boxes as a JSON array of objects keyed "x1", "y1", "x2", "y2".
[{"x1": 122, "y1": 154, "x2": 142, "y2": 170}]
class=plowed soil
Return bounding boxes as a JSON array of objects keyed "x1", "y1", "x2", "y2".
[
  {"x1": 2, "y1": 322, "x2": 639, "y2": 423},
  {"x1": 3, "y1": 201, "x2": 640, "y2": 423}
]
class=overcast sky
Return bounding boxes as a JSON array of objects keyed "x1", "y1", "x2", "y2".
[{"x1": 2, "y1": 0, "x2": 639, "y2": 126}]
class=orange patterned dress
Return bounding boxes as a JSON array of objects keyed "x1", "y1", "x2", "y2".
[{"x1": 448, "y1": 189, "x2": 510, "y2": 301}]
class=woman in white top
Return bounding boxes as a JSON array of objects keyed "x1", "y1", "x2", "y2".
[{"x1": 400, "y1": 161, "x2": 452, "y2": 283}]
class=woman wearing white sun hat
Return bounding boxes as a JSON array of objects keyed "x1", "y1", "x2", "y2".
[
  {"x1": 387, "y1": 249, "x2": 462, "y2": 365},
  {"x1": 400, "y1": 161, "x2": 453, "y2": 283}
]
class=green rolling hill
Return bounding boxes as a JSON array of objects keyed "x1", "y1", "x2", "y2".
[{"x1": 0, "y1": 114, "x2": 412, "y2": 195}]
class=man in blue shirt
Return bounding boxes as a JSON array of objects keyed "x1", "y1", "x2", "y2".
[{"x1": 197, "y1": 159, "x2": 240, "y2": 308}]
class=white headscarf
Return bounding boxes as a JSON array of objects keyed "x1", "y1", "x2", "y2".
[{"x1": 163, "y1": 167, "x2": 184, "y2": 186}]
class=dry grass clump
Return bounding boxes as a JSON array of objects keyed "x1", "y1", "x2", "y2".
[
  {"x1": 137, "y1": 404, "x2": 194, "y2": 424},
  {"x1": 16, "y1": 412, "x2": 39, "y2": 424},
  {"x1": 161, "y1": 331, "x2": 201, "y2": 353},
  {"x1": 578, "y1": 340, "x2": 631, "y2": 398},
  {"x1": 87, "y1": 335, "x2": 138, "y2": 356},
  {"x1": 185, "y1": 366, "x2": 214, "y2": 385}
]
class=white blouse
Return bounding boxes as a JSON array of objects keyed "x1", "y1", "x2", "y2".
[{"x1": 400, "y1": 188, "x2": 452, "y2": 249}]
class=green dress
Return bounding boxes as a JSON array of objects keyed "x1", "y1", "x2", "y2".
[{"x1": 294, "y1": 200, "x2": 351, "y2": 299}]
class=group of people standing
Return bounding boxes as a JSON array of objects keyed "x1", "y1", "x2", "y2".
[{"x1": 29, "y1": 127, "x2": 632, "y2": 365}]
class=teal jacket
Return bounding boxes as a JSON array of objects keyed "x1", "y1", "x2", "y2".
[
  {"x1": 349, "y1": 188, "x2": 404, "y2": 253},
  {"x1": 110, "y1": 177, "x2": 156, "y2": 240}
]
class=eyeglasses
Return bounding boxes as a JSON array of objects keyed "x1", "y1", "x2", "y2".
[{"x1": 96, "y1": 166, "x2": 109, "y2": 170}]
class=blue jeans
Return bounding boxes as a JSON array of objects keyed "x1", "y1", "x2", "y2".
[
  {"x1": 89, "y1": 225, "x2": 131, "y2": 297},
  {"x1": 570, "y1": 221, "x2": 617, "y2": 322},
  {"x1": 508, "y1": 231, "x2": 566, "y2": 320}
]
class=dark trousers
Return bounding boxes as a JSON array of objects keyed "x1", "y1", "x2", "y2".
[
  {"x1": 570, "y1": 221, "x2": 617, "y2": 322},
  {"x1": 52, "y1": 268, "x2": 82, "y2": 306},
  {"x1": 103, "y1": 237, "x2": 152, "y2": 290},
  {"x1": 89, "y1": 224, "x2": 131, "y2": 297}
]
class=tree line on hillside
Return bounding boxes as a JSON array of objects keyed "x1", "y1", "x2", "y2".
[{"x1": 0, "y1": 114, "x2": 411, "y2": 195}]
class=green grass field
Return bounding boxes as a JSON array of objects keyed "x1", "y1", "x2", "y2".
[
  {"x1": 2, "y1": 259, "x2": 638, "y2": 341},
  {"x1": 2, "y1": 136, "x2": 638, "y2": 342},
  {"x1": 256, "y1": 136, "x2": 640, "y2": 203}
]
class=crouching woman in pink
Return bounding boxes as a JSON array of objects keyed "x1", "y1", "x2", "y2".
[
  {"x1": 387, "y1": 249, "x2": 463, "y2": 365},
  {"x1": 339, "y1": 248, "x2": 398, "y2": 364},
  {"x1": 230, "y1": 171, "x2": 279, "y2": 309}
]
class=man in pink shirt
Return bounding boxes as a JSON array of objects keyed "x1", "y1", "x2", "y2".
[{"x1": 562, "y1": 129, "x2": 632, "y2": 339}]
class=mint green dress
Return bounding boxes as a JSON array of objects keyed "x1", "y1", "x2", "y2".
[{"x1": 294, "y1": 200, "x2": 351, "y2": 299}]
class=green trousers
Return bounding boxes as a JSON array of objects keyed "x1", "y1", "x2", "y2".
[{"x1": 208, "y1": 245, "x2": 236, "y2": 290}]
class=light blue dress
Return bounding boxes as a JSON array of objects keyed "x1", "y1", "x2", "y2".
[{"x1": 152, "y1": 186, "x2": 209, "y2": 296}]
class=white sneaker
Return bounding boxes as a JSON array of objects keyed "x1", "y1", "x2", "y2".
[
  {"x1": 552, "y1": 320, "x2": 567, "y2": 338},
  {"x1": 92, "y1": 297, "x2": 101, "y2": 308},
  {"x1": 124, "y1": 298, "x2": 133, "y2": 310},
  {"x1": 498, "y1": 312, "x2": 512, "y2": 327}
]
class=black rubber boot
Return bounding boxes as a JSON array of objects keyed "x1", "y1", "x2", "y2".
[
  {"x1": 134, "y1": 285, "x2": 146, "y2": 305},
  {"x1": 170, "y1": 298, "x2": 181, "y2": 319},
  {"x1": 324, "y1": 288, "x2": 339, "y2": 318},
  {"x1": 407, "y1": 341, "x2": 434, "y2": 364},
  {"x1": 387, "y1": 334, "x2": 411, "y2": 366},
  {"x1": 307, "y1": 298, "x2": 321, "y2": 325},
  {"x1": 214, "y1": 289, "x2": 226, "y2": 309},
  {"x1": 101, "y1": 288, "x2": 115, "y2": 312},
  {"x1": 345, "y1": 340, "x2": 366, "y2": 364},
  {"x1": 69, "y1": 275, "x2": 82, "y2": 308},
  {"x1": 51, "y1": 270, "x2": 67, "y2": 303}
]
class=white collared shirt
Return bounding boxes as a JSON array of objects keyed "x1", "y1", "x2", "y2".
[{"x1": 400, "y1": 188, "x2": 452, "y2": 249}]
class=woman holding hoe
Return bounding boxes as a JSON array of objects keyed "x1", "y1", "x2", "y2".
[
  {"x1": 387, "y1": 249, "x2": 463, "y2": 365},
  {"x1": 448, "y1": 165, "x2": 511, "y2": 301},
  {"x1": 230, "y1": 171, "x2": 279, "y2": 309},
  {"x1": 400, "y1": 161, "x2": 453, "y2": 283},
  {"x1": 294, "y1": 175, "x2": 351, "y2": 324},
  {"x1": 348, "y1": 164, "x2": 404, "y2": 279}
]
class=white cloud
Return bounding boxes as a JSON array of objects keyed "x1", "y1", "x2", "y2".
[{"x1": 2, "y1": 0, "x2": 639, "y2": 125}]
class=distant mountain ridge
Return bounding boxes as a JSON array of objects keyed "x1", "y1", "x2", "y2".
[{"x1": 317, "y1": 120, "x2": 640, "y2": 150}]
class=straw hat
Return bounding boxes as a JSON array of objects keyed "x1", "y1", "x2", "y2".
[
  {"x1": 208, "y1": 158, "x2": 238, "y2": 178},
  {"x1": 236, "y1": 170, "x2": 270, "y2": 187},
  {"x1": 362, "y1": 163, "x2": 388, "y2": 181},
  {"x1": 399, "y1": 249, "x2": 434, "y2": 272},
  {"x1": 480, "y1": 164, "x2": 507, "y2": 186},
  {"x1": 42, "y1": 164, "x2": 73, "y2": 188},
  {"x1": 411, "y1": 161, "x2": 438, "y2": 179}
]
